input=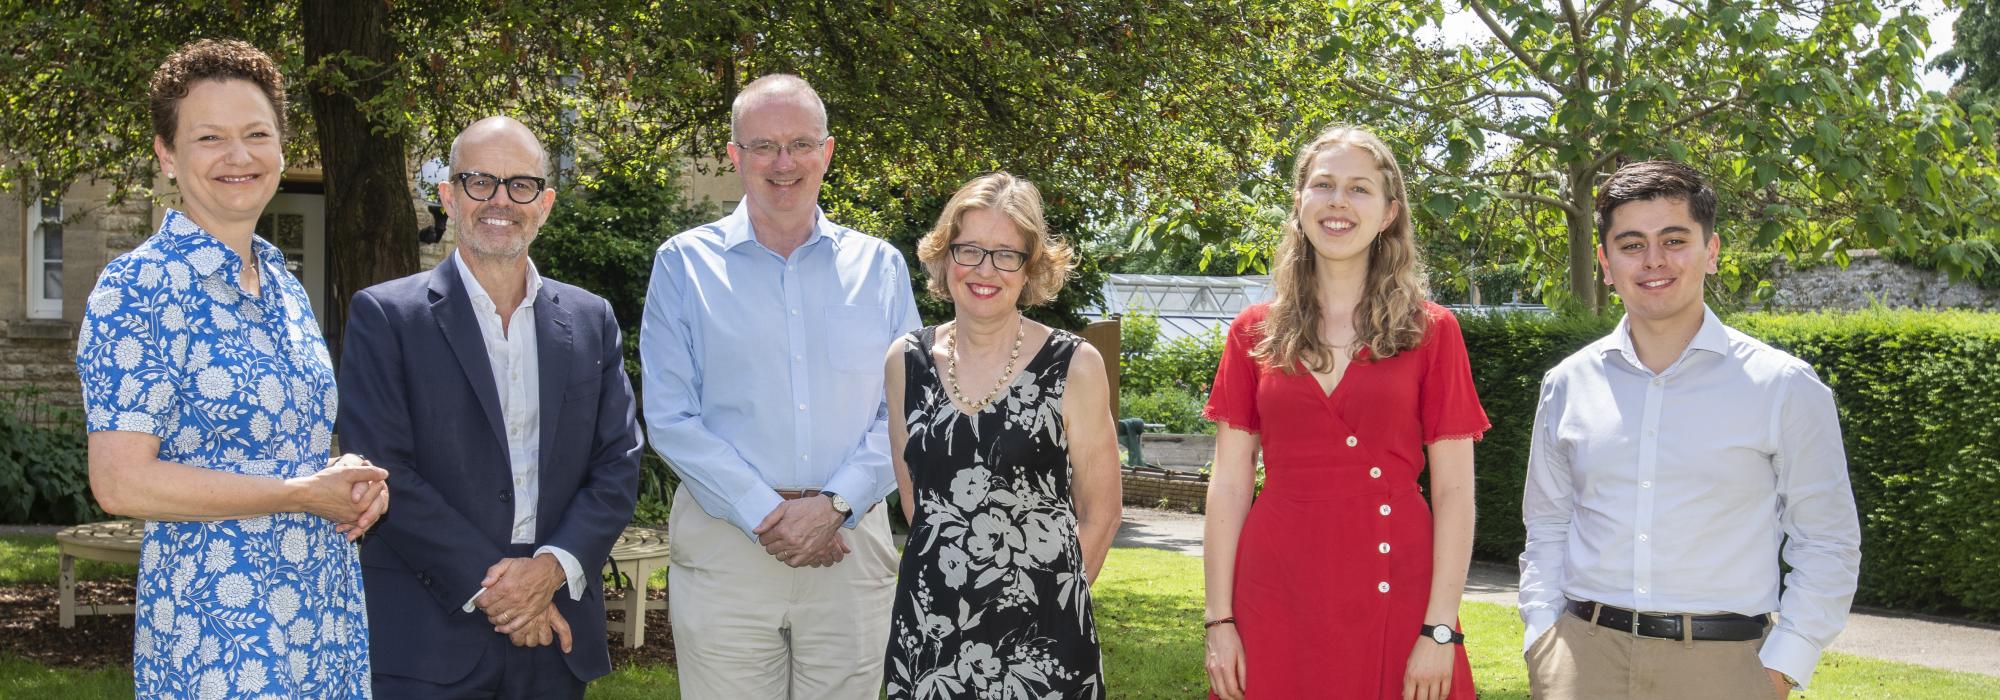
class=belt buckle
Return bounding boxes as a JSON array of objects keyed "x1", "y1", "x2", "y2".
[{"x1": 1630, "y1": 609, "x2": 1643, "y2": 636}]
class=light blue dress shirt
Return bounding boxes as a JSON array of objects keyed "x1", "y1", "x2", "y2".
[{"x1": 640, "y1": 201, "x2": 921, "y2": 541}]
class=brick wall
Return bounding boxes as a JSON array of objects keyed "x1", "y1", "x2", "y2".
[{"x1": 1122, "y1": 466, "x2": 1208, "y2": 513}]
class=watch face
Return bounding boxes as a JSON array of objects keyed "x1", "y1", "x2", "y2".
[{"x1": 1431, "y1": 626, "x2": 1452, "y2": 643}]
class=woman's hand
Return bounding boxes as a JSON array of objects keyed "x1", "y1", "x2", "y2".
[
  {"x1": 288, "y1": 454, "x2": 388, "y2": 527},
  {"x1": 1402, "y1": 637, "x2": 1455, "y2": 700},
  {"x1": 1205, "y1": 623, "x2": 1248, "y2": 700}
]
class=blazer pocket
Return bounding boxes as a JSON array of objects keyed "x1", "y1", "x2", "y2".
[{"x1": 563, "y1": 376, "x2": 602, "y2": 403}]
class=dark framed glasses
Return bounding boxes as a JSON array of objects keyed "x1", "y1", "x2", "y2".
[
  {"x1": 948, "y1": 243, "x2": 1027, "y2": 272},
  {"x1": 452, "y1": 171, "x2": 547, "y2": 204}
]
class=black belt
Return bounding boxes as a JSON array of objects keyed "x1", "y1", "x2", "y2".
[{"x1": 1566, "y1": 600, "x2": 1769, "y2": 642}]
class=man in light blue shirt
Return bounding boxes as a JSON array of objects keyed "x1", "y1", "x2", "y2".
[{"x1": 640, "y1": 74, "x2": 920, "y2": 699}]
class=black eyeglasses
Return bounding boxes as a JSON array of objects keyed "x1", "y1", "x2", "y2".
[
  {"x1": 948, "y1": 243, "x2": 1028, "y2": 272},
  {"x1": 731, "y1": 137, "x2": 828, "y2": 161},
  {"x1": 452, "y1": 171, "x2": 547, "y2": 204}
]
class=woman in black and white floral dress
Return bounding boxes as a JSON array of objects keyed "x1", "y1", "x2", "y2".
[{"x1": 884, "y1": 172, "x2": 1122, "y2": 700}]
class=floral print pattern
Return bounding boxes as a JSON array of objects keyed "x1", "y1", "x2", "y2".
[
  {"x1": 888, "y1": 327, "x2": 1102, "y2": 700},
  {"x1": 76, "y1": 210, "x2": 370, "y2": 699}
]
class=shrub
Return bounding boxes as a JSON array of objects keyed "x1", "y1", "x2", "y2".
[
  {"x1": 1121, "y1": 326, "x2": 1226, "y2": 398},
  {"x1": 0, "y1": 395, "x2": 100, "y2": 525},
  {"x1": 1119, "y1": 385, "x2": 1213, "y2": 434}
]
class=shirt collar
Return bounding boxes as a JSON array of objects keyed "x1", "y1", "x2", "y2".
[
  {"x1": 159, "y1": 208, "x2": 287, "y2": 280},
  {"x1": 1601, "y1": 304, "x2": 1730, "y2": 367},
  {"x1": 452, "y1": 249, "x2": 543, "y2": 310},
  {"x1": 718, "y1": 199, "x2": 842, "y2": 252}
]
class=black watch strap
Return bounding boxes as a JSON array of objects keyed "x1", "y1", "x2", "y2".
[{"x1": 1421, "y1": 623, "x2": 1465, "y2": 645}]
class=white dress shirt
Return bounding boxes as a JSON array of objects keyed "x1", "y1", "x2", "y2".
[
  {"x1": 453, "y1": 250, "x2": 586, "y2": 603},
  {"x1": 1519, "y1": 306, "x2": 1861, "y2": 688}
]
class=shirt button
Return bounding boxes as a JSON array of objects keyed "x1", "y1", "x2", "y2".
[
  {"x1": 1378, "y1": 542, "x2": 1391, "y2": 554},
  {"x1": 1346, "y1": 436, "x2": 1358, "y2": 447},
  {"x1": 1651, "y1": 378, "x2": 1662, "y2": 386},
  {"x1": 1637, "y1": 587, "x2": 1648, "y2": 594},
  {"x1": 1641, "y1": 480, "x2": 1653, "y2": 488},
  {"x1": 1639, "y1": 533, "x2": 1649, "y2": 542},
  {"x1": 794, "y1": 355, "x2": 804, "y2": 363},
  {"x1": 798, "y1": 403, "x2": 807, "y2": 411},
  {"x1": 1646, "y1": 429, "x2": 1657, "y2": 438},
  {"x1": 1377, "y1": 582, "x2": 1390, "y2": 593},
  {"x1": 791, "y1": 308, "x2": 800, "y2": 316},
  {"x1": 1379, "y1": 504, "x2": 1392, "y2": 516},
  {"x1": 800, "y1": 453, "x2": 809, "y2": 460},
  {"x1": 1369, "y1": 467, "x2": 1382, "y2": 478}
]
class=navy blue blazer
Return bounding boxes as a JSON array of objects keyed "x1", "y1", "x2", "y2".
[{"x1": 337, "y1": 254, "x2": 641, "y2": 685}]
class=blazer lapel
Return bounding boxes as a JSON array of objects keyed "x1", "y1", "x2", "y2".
[
  {"x1": 429, "y1": 255, "x2": 509, "y2": 452},
  {"x1": 534, "y1": 283, "x2": 575, "y2": 524}
]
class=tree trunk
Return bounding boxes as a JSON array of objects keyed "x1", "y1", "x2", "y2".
[
  {"x1": 1565, "y1": 162, "x2": 1602, "y2": 313},
  {"x1": 301, "y1": 0, "x2": 419, "y2": 362}
]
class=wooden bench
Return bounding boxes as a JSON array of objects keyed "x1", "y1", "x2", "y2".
[{"x1": 55, "y1": 520, "x2": 673, "y2": 648}]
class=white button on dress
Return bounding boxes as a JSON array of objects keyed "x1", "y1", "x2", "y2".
[
  {"x1": 1345, "y1": 436, "x2": 1358, "y2": 447},
  {"x1": 1379, "y1": 504, "x2": 1392, "y2": 516}
]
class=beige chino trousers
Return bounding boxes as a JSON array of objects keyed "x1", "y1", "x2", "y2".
[
  {"x1": 1526, "y1": 609, "x2": 1783, "y2": 700},
  {"x1": 667, "y1": 486, "x2": 897, "y2": 700}
]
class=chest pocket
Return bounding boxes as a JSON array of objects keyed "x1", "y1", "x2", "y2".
[{"x1": 824, "y1": 304, "x2": 889, "y2": 374}]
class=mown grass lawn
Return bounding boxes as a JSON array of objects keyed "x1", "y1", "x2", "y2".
[{"x1": 4, "y1": 537, "x2": 1997, "y2": 698}]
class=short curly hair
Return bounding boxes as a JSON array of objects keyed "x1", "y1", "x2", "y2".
[
  {"x1": 149, "y1": 39, "x2": 286, "y2": 148},
  {"x1": 916, "y1": 172, "x2": 1075, "y2": 307}
]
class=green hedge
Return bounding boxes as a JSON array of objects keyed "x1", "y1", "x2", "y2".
[{"x1": 1462, "y1": 309, "x2": 2000, "y2": 620}]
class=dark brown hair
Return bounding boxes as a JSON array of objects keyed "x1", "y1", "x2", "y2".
[
  {"x1": 1594, "y1": 160, "x2": 1716, "y2": 246},
  {"x1": 148, "y1": 39, "x2": 286, "y2": 149}
]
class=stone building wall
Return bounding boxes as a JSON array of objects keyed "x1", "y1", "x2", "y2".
[{"x1": 1760, "y1": 250, "x2": 2000, "y2": 311}]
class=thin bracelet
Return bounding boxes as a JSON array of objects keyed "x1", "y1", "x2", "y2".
[{"x1": 1203, "y1": 617, "x2": 1236, "y2": 629}]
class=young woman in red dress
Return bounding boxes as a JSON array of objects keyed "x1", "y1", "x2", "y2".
[{"x1": 1201, "y1": 126, "x2": 1489, "y2": 700}]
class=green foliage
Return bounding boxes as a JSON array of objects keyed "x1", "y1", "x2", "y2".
[
  {"x1": 1120, "y1": 327, "x2": 1227, "y2": 398},
  {"x1": 1117, "y1": 386, "x2": 1212, "y2": 435},
  {"x1": 1935, "y1": 0, "x2": 2000, "y2": 103},
  {"x1": 1117, "y1": 309, "x2": 1159, "y2": 358},
  {"x1": 1461, "y1": 309, "x2": 2000, "y2": 620},
  {"x1": 0, "y1": 399, "x2": 101, "y2": 525},
  {"x1": 533, "y1": 170, "x2": 718, "y2": 344}
]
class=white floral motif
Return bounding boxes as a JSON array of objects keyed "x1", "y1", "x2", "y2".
[{"x1": 72, "y1": 210, "x2": 368, "y2": 699}]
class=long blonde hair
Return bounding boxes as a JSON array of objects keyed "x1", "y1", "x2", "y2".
[{"x1": 1253, "y1": 126, "x2": 1430, "y2": 372}]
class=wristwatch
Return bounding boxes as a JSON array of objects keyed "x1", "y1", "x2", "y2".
[
  {"x1": 1421, "y1": 624, "x2": 1465, "y2": 645},
  {"x1": 823, "y1": 491, "x2": 853, "y2": 518}
]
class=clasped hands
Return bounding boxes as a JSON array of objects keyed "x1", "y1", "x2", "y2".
[
  {"x1": 475, "y1": 554, "x2": 574, "y2": 652},
  {"x1": 753, "y1": 496, "x2": 849, "y2": 568},
  {"x1": 287, "y1": 453, "x2": 389, "y2": 542}
]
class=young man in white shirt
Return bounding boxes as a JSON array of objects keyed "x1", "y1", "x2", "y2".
[{"x1": 1518, "y1": 159, "x2": 1862, "y2": 699}]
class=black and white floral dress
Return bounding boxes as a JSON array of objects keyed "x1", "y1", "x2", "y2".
[{"x1": 887, "y1": 326, "x2": 1103, "y2": 700}]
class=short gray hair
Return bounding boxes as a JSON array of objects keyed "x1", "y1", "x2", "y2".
[
  {"x1": 730, "y1": 74, "x2": 828, "y2": 143},
  {"x1": 448, "y1": 116, "x2": 550, "y2": 177}
]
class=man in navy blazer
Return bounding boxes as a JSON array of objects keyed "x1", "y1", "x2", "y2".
[{"x1": 337, "y1": 116, "x2": 641, "y2": 699}]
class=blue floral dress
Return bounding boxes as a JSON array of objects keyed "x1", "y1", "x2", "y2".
[{"x1": 75, "y1": 210, "x2": 371, "y2": 699}]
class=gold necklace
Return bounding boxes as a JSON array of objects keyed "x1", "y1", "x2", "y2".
[{"x1": 945, "y1": 316, "x2": 1025, "y2": 413}]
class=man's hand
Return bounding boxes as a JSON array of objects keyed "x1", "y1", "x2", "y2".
[
  {"x1": 752, "y1": 496, "x2": 847, "y2": 567},
  {"x1": 506, "y1": 603, "x2": 575, "y2": 653},
  {"x1": 1766, "y1": 669, "x2": 1792, "y2": 699},
  {"x1": 475, "y1": 554, "x2": 568, "y2": 634}
]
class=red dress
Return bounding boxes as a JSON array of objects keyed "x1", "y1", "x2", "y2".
[{"x1": 1205, "y1": 302, "x2": 1489, "y2": 699}]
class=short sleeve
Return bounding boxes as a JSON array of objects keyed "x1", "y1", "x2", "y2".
[
  {"x1": 75, "y1": 260, "x2": 184, "y2": 439},
  {"x1": 1203, "y1": 305, "x2": 1267, "y2": 433},
  {"x1": 1418, "y1": 306, "x2": 1489, "y2": 444}
]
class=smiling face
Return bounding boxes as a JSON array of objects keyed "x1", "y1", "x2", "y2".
[
  {"x1": 1596, "y1": 197, "x2": 1719, "y2": 326},
  {"x1": 1294, "y1": 146, "x2": 1400, "y2": 268},
  {"x1": 440, "y1": 122, "x2": 554, "y2": 262},
  {"x1": 946, "y1": 207, "x2": 1030, "y2": 316},
  {"x1": 728, "y1": 94, "x2": 833, "y2": 222},
  {"x1": 152, "y1": 78, "x2": 284, "y2": 233}
]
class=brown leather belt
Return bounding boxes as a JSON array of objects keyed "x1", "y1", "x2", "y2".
[
  {"x1": 775, "y1": 489, "x2": 824, "y2": 500},
  {"x1": 1567, "y1": 599, "x2": 1768, "y2": 642}
]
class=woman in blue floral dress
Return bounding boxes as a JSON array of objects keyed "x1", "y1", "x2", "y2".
[{"x1": 76, "y1": 40, "x2": 388, "y2": 699}]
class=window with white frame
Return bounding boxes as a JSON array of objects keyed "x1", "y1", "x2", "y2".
[{"x1": 26, "y1": 190, "x2": 62, "y2": 319}]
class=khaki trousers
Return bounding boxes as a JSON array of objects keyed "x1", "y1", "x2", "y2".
[
  {"x1": 667, "y1": 487, "x2": 898, "y2": 700},
  {"x1": 1526, "y1": 609, "x2": 1782, "y2": 700}
]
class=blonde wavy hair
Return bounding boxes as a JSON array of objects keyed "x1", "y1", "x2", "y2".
[
  {"x1": 1253, "y1": 125, "x2": 1431, "y2": 372},
  {"x1": 917, "y1": 172, "x2": 1075, "y2": 306}
]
